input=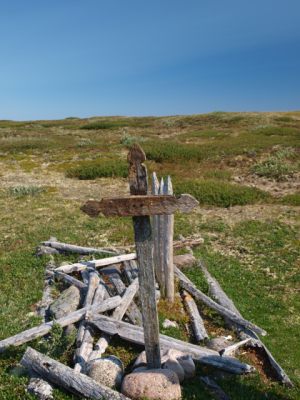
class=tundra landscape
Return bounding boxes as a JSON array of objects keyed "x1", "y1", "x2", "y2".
[{"x1": 0, "y1": 111, "x2": 299, "y2": 399}]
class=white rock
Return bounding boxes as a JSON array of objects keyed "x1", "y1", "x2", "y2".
[
  {"x1": 162, "y1": 319, "x2": 178, "y2": 329},
  {"x1": 86, "y1": 355, "x2": 124, "y2": 389}
]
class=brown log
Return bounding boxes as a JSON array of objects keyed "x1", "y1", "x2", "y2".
[
  {"x1": 81, "y1": 194, "x2": 199, "y2": 218},
  {"x1": 21, "y1": 347, "x2": 130, "y2": 400},
  {"x1": 182, "y1": 291, "x2": 208, "y2": 341}
]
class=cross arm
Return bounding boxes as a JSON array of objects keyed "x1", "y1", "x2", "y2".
[{"x1": 81, "y1": 194, "x2": 199, "y2": 217}]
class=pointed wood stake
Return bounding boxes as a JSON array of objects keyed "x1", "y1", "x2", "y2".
[{"x1": 163, "y1": 176, "x2": 174, "y2": 302}]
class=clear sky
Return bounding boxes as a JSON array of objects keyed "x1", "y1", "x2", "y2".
[{"x1": 1, "y1": 0, "x2": 300, "y2": 120}]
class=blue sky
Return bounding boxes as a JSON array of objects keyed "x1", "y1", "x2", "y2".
[{"x1": 1, "y1": 0, "x2": 299, "y2": 120}]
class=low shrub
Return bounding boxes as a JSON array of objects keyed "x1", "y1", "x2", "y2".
[
  {"x1": 80, "y1": 118, "x2": 153, "y2": 130},
  {"x1": 251, "y1": 148, "x2": 296, "y2": 181},
  {"x1": 202, "y1": 169, "x2": 232, "y2": 181},
  {"x1": 174, "y1": 179, "x2": 269, "y2": 207},
  {"x1": 66, "y1": 159, "x2": 128, "y2": 180},
  {"x1": 8, "y1": 186, "x2": 45, "y2": 197}
]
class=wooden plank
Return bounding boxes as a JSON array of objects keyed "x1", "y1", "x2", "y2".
[
  {"x1": 81, "y1": 194, "x2": 199, "y2": 218},
  {"x1": 107, "y1": 269, "x2": 142, "y2": 325},
  {"x1": 158, "y1": 177, "x2": 166, "y2": 297},
  {"x1": 0, "y1": 296, "x2": 122, "y2": 353},
  {"x1": 42, "y1": 240, "x2": 117, "y2": 255},
  {"x1": 90, "y1": 315, "x2": 254, "y2": 374},
  {"x1": 21, "y1": 347, "x2": 130, "y2": 400},
  {"x1": 55, "y1": 253, "x2": 137, "y2": 274},
  {"x1": 128, "y1": 144, "x2": 161, "y2": 369},
  {"x1": 89, "y1": 278, "x2": 140, "y2": 361},
  {"x1": 122, "y1": 260, "x2": 138, "y2": 283},
  {"x1": 54, "y1": 271, "x2": 87, "y2": 290},
  {"x1": 182, "y1": 291, "x2": 208, "y2": 341},
  {"x1": 163, "y1": 176, "x2": 174, "y2": 302},
  {"x1": 74, "y1": 271, "x2": 99, "y2": 373},
  {"x1": 151, "y1": 172, "x2": 163, "y2": 290},
  {"x1": 175, "y1": 267, "x2": 266, "y2": 336}
]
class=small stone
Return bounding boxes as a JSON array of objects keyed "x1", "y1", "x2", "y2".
[
  {"x1": 86, "y1": 356, "x2": 124, "y2": 389},
  {"x1": 163, "y1": 358, "x2": 185, "y2": 382},
  {"x1": 49, "y1": 285, "x2": 80, "y2": 319},
  {"x1": 162, "y1": 319, "x2": 178, "y2": 329},
  {"x1": 27, "y1": 375, "x2": 53, "y2": 399},
  {"x1": 121, "y1": 369, "x2": 181, "y2": 400},
  {"x1": 173, "y1": 254, "x2": 196, "y2": 269},
  {"x1": 165, "y1": 349, "x2": 195, "y2": 379}
]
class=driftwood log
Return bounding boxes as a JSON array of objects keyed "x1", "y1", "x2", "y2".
[
  {"x1": 89, "y1": 278, "x2": 139, "y2": 361},
  {"x1": 74, "y1": 271, "x2": 100, "y2": 373},
  {"x1": 198, "y1": 261, "x2": 293, "y2": 386},
  {"x1": 21, "y1": 347, "x2": 130, "y2": 400},
  {"x1": 122, "y1": 260, "x2": 138, "y2": 283},
  {"x1": 90, "y1": 315, "x2": 254, "y2": 374},
  {"x1": 55, "y1": 253, "x2": 137, "y2": 274},
  {"x1": 0, "y1": 296, "x2": 121, "y2": 353},
  {"x1": 54, "y1": 271, "x2": 87, "y2": 290},
  {"x1": 175, "y1": 267, "x2": 266, "y2": 336},
  {"x1": 182, "y1": 290, "x2": 208, "y2": 341},
  {"x1": 107, "y1": 269, "x2": 142, "y2": 325},
  {"x1": 42, "y1": 240, "x2": 117, "y2": 255}
]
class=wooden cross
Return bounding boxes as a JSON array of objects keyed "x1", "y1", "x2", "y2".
[{"x1": 81, "y1": 144, "x2": 198, "y2": 369}]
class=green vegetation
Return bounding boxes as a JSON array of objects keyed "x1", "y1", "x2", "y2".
[
  {"x1": 0, "y1": 111, "x2": 299, "y2": 399},
  {"x1": 251, "y1": 148, "x2": 297, "y2": 181},
  {"x1": 8, "y1": 185, "x2": 45, "y2": 197},
  {"x1": 174, "y1": 179, "x2": 269, "y2": 207},
  {"x1": 66, "y1": 159, "x2": 128, "y2": 179}
]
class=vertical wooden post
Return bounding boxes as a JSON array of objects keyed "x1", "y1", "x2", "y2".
[
  {"x1": 158, "y1": 177, "x2": 166, "y2": 298},
  {"x1": 163, "y1": 176, "x2": 174, "y2": 302},
  {"x1": 152, "y1": 172, "x2": 163, "y2": 291},
  {"x1": 128, "y1": 145, "x2": 161, "y2": 369}
]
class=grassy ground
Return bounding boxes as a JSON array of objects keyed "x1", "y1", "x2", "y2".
[{"x1": 0, "y1": 112, "x2": 299, "y2": 399}]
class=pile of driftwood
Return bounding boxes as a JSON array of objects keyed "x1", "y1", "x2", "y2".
[{"x1": 0, "y1": 237, "x2": 292, "y2": 400}]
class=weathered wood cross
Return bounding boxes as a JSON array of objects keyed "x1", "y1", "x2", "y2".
[{"x1": 81, "y1": 144, "x2": 198, "y2": 369}]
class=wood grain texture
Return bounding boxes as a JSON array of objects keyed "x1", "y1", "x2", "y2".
[
  {"x1": 21, "y1": 347, "x2": 130, "y2": 400},
  {"x1": 74, "y1": 271, "x2": 99, "y2": 373},
  {"x1": 90, "y1": 315, "x2": 254, "y2": 374},
  {"x1": 0, "y1": 296, "x2": 121, "y2": 353},
  {"x1": 81, "y1": 194, "x2": 199, "y2": 218},
  {"x1": 183, "y1": 291, "x2": 208, "y2": 341},
  {"x1": 42, "y1": 240, "x2": 117, "y2": 255},
  {"x1": 163, "y1": 176, "x2": 174, "y2": 302},
  {"x1": 54, "y1": 271, "x2": 87, "y2": 290},
  {"x1": 55, "y1": 253, "x2": 137, "y2": 274},
  {"x1": 89, "y1": 278, "x2": 140, "y2": 361},
  {"x1": 128, "y1": 145, "x2": 161, "y2": 369}
]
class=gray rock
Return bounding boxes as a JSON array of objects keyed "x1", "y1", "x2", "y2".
[
  {"x1": 162, "y1": 319, "x2": 178, "y2": 329},
  {"x1": 121, "y1": 369, "x2": 181, "y2": 400},
  {"x1": 163, "y1": 358, "x2": 185, "y2": 382},
  {"x1": 49, "y1": 285, "x2": 80, "y2": 319},
  {"x1": 86, "y1": 356, "x2": 124, "y2": 389},
  {"x1": 173, "y1": 254, "x2": 196, "y2": 269},
  {"x1": 164, "y1": 349, "x2": 195, "y2": 379}
]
